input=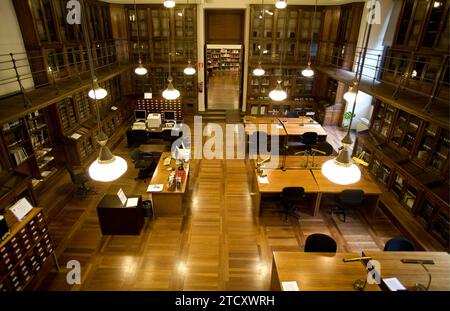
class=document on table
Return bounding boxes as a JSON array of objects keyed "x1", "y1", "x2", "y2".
[
  {"x1": 383, "y1": 277, "x2": 406, "y2": 291},
  {"x1": 258, "y1": 176, "x2": 269, "y2": 184},
  {"x1": 125, "y1": 197, "x2": 139, "y2": 207},
  {"x1": 10, "y1": 197, "x2": 34, "y2": 221},
  {"x1": 147, "y1": 184, "x2": 164, "y2": 192},
  {"x1": 70, "y1": 133, "x2": 82, "y2": 140},
  {"x1": 117, "y1": 188, "x2": 127, "y2": 206},
  {"x1": 281, "y1": 281, "x2": 300, "y2": 291}
]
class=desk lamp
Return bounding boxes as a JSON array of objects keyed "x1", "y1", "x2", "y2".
[
  {"x1": 401, "y1": 259, "x2": 434, "y2": 291},
  {"x1": 256, "y1": 156, "x2": 271, "y2": 176},
  {"x1": 275, "y1": 117, "x2": 289, "y2": 171},
  {"x1": 343, "y1": 256, "x2": 374, "y2": 291}
]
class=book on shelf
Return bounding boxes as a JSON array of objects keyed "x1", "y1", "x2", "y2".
[{"x1": 9, "y1": 147, "x2": 28, "y2": 166}]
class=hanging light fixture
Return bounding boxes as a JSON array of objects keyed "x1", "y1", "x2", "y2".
[
  {"x1": 88, "y1": 78, "x2": 107, "y2": 100},
  {"x1": 269, "y1": 20, "x2": 287, "y2": 102},
  {"x1": 134, "y1": 0, "x2": 147, "y2": 76},
  {"x1": 275, "y1": 0, "x2": 287, "y2": 9},
  {"x1": 253, "y1": 0, "x2": 266, "y2": 77},
  {"x1": 184, "y1": 60, "x2": 196, "y2": 75},
  {"x1": 302, "y1": 0, "x2": 317, "y2": 78},
  {"x1": 321, "y1": 2, "x2": 376, "y2": 185},
  {"x1": 321, "y1": 134, "x2": 361, "y2": 185},
  {"x1": 80, "y1": 0, "x2": 127, "y2": 182},
  {"x1": 162, "y1": 76, "x2": 181, "y2": 100},
  {"x1": 88, "y1": 132, "x2": 128, "y2": 182},
  {"x1": 164, "y1": 0, "x2": 176, "y2": 8},
  {"x1": 269, "y1": 81, "x2": 287, "y2": 101},
  {"x1": 163, "y1": 8, "x2": 180, "y2": 100},
  {"x1": 253, "y1": 62, "x2": 265, "y2": 77},
  {"x1": 183, "y1": 0, "x2": 196, "y2": 76}
]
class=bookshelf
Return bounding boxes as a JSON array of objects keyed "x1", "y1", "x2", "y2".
[
  {"x1": 1, "y1": 120, "x2": 33, "y2": 168},
  {"x1": 207, "y1": 48, "x2": 241, "y2": 72},
  {"x1": 354, "y1": 98, "x2": 449, "y2": 249},
  {"x1": 25, "y1": 110, "x2": 57, "y2": 189}
]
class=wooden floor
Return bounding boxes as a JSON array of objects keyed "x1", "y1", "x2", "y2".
[
  {"x1": 207, "y1": 71, "x2": 240, "y2": 110},
  {"x1": 35, "y1": 121, "x2": 401, "y2": 291}
]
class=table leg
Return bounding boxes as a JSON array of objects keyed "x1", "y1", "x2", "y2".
[{"x1": 313, "y1": 193, "x2": 322, "y2": 217}]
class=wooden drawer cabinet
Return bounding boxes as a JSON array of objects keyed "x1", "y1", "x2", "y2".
[{"x1": 0, "y1": 208, "x2": 58, "y2": 291}]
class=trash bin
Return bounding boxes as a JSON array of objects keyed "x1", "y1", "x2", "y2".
[{"x1": 142, "y1": 200, "x2": 153, "y2": 218}]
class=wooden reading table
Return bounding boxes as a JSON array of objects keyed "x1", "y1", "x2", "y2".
[
  {"x1": 148, "y1": 152, "x2": 190, "y2": 216},
  {"x1": 252, "y1": 156, "x2": 382, "y2": 216},
  {"x1": 271, "y1": 252, "x2": 380, "y2": 291}
]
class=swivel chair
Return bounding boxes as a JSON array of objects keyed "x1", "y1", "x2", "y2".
[
  {"x1": 384, "y1": 237, "x2": 416, "y2": 251},
  {"x1": 314, "y1": 142, "x2": 334, "y2": 156},
  {"x1": 66, "y1": 165, "x2": 94, "y2": 195},
  {"x1": 130, "y1": 149, "x2": 155, "y2": 181},
  {"x1": 304, "y1": 233, "x2": 337, "y2": 253},
  {"x1": 301, "y1": 132, "x2": 318, "y2": 152},
  {"x1": 329, "y1": 189, "x2": 365, "y2": 222},
  {"x1": 280, "y1": 187, "x2": 305, "y2": 222}
]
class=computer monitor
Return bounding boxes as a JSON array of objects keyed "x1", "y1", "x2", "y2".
[
  {"x1": 163, "y1": 110, "x2": 176, "y2": 122},
  {"x1": 135, "y1": 110, "x2": 147, "y2": 121}
]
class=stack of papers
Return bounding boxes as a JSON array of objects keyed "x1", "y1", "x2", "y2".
[
  {"x1": 281, "y1": 281, "x2": 300, "y2": 291},
  {"x1": 383, "y1": 278, "x2": 406, "y2": 291},
  {"x1": 125, "y1": 197, "x2": 139, "y2": 207},
  {"x1": 258, "y1": 176, "x2": 269, "y2": 184},
  {"x1": 147, "y1": 184, "x2": 164, "y2": 192}
]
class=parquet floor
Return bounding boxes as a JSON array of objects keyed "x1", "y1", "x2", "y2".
[
  {"x1": 207, "y1": 71, "x2": 240, "y2": 110},
  {"x1": 35, "y1": 121, "x2": 401, "y2": 291}
]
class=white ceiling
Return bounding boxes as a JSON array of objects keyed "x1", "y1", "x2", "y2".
[{"x1": 102, "y1": 0, "x2": 366, "y2": 6}]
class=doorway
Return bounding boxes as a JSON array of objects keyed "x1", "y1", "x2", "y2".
[
  {"x1": 206, "y1": 44, "x2": 242, "y2": 110},
  {"x1": 204, "y1": 9, "x2": 245, "y2": 111}
]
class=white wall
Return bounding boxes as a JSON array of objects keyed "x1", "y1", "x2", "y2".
[
  {"x1": 344, "y1": 0, "x2": 396, "y2": 129},
  {"x1": 0, "y1": 0, "x2": 34, "y2": 97}
]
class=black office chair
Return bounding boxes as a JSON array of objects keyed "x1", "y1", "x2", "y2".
[
  {"x1": 304, "y1": 233, "x2": 337, "y2": 253},
  {"x1": 280, "y1": 187, "x2": 305, "y2": 222},
  {"x1": 329, "y1": 189, "x2": 365, "y2": 222},
  {"x1": 302, "y1": 132, "x2": 318, "y2": 151},
  {"x1": 130, "y1": 149, "x2": 155, "y2": 181},
  {"x1": 66, "y1": 165, "x2": 94, "y2": 195},
  {"x1": 314, "y1": 142, "x2": 334, "y2": 156},
  {"x1": 287, "y1": 111, "x2": 299, "y2": 118},
  {"x1": 384, "y1": 237, "x2": 416, "y2": 252},
  {"x1": 249, "y1": 131, "x2": 269, "y2": 156}
]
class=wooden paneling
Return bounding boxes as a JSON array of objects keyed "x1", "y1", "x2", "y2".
[{"x1": 205, "y1": 10, "x2": 245, "y2": 44}]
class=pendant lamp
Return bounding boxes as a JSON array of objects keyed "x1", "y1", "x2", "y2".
[
  {"x1": 163, "y1": 5, "x2": 180, "y2": 100},
  {"x1": 269, "y1": 81, "x2": 287, "y2": 101},
  {"x1": 80, "y1": 0, "x2": 126, "y2": 182},
  {"x1": 302, "y1": 0, "x2": 317, "y2": 78},
  {"x1": 164, "y1": 0, "x2": 176, "y2": 8},
  {"x1": 275, "y1": 0, "x2": 287, "y2": 9},
  {"x1": 183, "y1": 1, "x2": 196, "y2": 76},
  {"x1": 321, "y1": 2, "x2": 376, "y2": 185},
  {"x1": 253, "y1": 0, "x2": 266, "y2": 77},
  {"x1": 134, "y1": 0, "x2": 147, "y2": 76}
]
